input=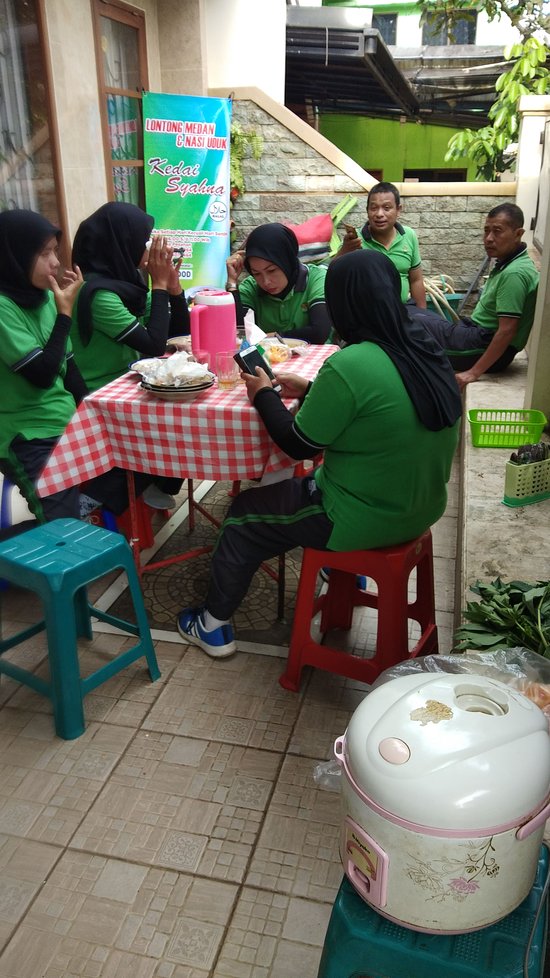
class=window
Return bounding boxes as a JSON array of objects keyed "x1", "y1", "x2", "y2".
[
  {"x1": 422, "y1": 11, "x2": 477, "y2": 45},
  {"x1": 373, "y1": 13, "x2": 397, "y2": 46},
  {"x1": 403, "y1": 168, "x2": 467, "y2": 182},
  {"x1": 92, "y1": 0, "x2": 148, "y2": 206},
  {"x1": 0, "y1": 0, "x2": 61, "y2": 223}
]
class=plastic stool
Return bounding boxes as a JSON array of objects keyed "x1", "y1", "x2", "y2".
[
  {"x1": 0, "y1": 518, "x2": 160, "y2": 739},
  {"x1": 114, "y1": 496, "x2": 169, "y2": 550},
  {"x1": 280, "y1": 531, "x2": 438, "y2": 691},
  {"x1": 318, "y1": 848, "x2": 549, "y2": 978}
]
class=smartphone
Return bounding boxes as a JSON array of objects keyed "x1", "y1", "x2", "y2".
[{"x1": 233, "y1": 346, "x2": 281, "y2": 392}]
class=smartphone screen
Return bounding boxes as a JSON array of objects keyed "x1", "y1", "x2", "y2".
[{"x1": 234, "y1": 346, "x2": 281, "y2": 391}]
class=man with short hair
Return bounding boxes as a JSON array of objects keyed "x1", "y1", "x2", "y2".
[
  {"x1": 338, "y1": 181, "x2": 427, "y2": 308},
  {"x1": 412, "y1": 203, "x2": 539, "y2": 391}
]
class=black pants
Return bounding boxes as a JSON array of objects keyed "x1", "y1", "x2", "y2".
[
  {"x1": 409, "y1": 308, "x2": 518, "y2": 373},
  {"x1": 5, "y1": 435, "x2": 154, "y2": 522},
  {"x1": 205, "y1": 476, "x2": 334, "y2": 621}
]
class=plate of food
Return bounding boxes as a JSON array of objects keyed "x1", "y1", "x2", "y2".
[
  {"x1": 129, "y1": 352, "x2": 212, "y2": 388},
  {"x1": 166, "y1": 335, "x2": 192, "y2": 353}
]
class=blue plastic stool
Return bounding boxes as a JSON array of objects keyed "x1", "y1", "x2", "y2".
[
  {"x1": 0, "y1": 518, "x2": 160, "y2": 739},
  {"x1": 318, "y1": 846, "x2": 549, "y2": 978}
]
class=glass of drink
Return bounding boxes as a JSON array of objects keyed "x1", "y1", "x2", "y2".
[{"x1": 215, "y1": 351, "x2": 240, "y2": 390}]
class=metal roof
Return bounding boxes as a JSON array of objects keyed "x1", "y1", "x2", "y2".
[{"x1": 285, "y1": 8, "x2": 420, "y2": 118}]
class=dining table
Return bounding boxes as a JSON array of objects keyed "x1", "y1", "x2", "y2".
[{"x1": 37, "y1": 343, "x2": 339, "y2": 600}]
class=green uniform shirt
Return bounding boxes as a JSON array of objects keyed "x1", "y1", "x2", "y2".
[
  {"x1": 237, "y1": 263, "x2": 327, "y2": 335},
  {"x1": 70, "y1": 288, "x2": 152, "y2": 391},
  {"x1": 359, "y1": 223, "x2": 421, "y2": 303},
  {"x1": 0, "y1": 293, "x2": 75, "y2": 456},
  {"x1": 296, "y1": 343, "x2": 460, "y2": 551},
  {"x1": 471, "y1": 249, "x2": 539, "y2": 351}
]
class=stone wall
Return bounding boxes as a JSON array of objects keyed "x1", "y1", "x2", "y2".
[{"x1": 230, "y1": 99, "x2": 511, "y2": 292}]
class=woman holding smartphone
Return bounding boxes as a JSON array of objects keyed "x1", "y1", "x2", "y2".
[{"x1": 177, "y1": 250, "x2": 461, "y2": 658}]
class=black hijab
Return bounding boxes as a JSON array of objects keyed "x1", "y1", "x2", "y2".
[
  {"x1": 244, "y1": 223, "x2": 301, "y2": 297},
  {"x1": 0, "y1": 209, "x2": 61, "y2": 309},
  {"x1": 73, "y1": 202, "x2": 154, "y2": 345},
  {"x1": 325, "y1": 251, "x2": 462, "y2": 431}
]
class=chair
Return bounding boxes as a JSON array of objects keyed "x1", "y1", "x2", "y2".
[
  {"x1": 279, "y1": 530, "x2": 438, "y2": 691},
  {"x1": 0, "y1": 518, "x2": 160, "y2": 740},
  {"x1": 317, "y1": 856, "x2": 549, "y2": 978}
]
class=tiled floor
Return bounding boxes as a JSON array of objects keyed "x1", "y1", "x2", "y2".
[{"x1": 0, "y1": 468, "x2": 459, "y2": 978}]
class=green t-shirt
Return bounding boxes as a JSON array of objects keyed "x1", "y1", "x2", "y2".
[
  {"x1": 70, "y1": 287, "x2": 152, "y2": 391},
  {"x1": 237, "y1": 263, "x2": 327, "y2": 336},
  {"x1": 471, "y1": 249, "x2": 539, "y2": 351},
  {"x1": 296, "y1": 343, "x2": 460, "y2": 551},
  {"x1": 360, "y1": 223, "x2": 421, "y2": 303},
  {"x1": 0, "y1": 292, "x2": 75, "y2": 456}
]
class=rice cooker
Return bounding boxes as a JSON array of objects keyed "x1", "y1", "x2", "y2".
[{"x1": 334, "y1": 673, "x2": 550, "y2": 933}]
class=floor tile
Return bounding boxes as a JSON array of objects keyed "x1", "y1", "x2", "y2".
[
  {"x1": 71, "y1": 731, "x2": 282, "y2": 883},
  {"x1": 143, "y1": 649, "x2": 302, "y2": 751},
  {"x1": 246, "y1": 755, "x2": 343, "y2": 902}
]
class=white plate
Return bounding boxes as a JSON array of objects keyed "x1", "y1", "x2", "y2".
[
  {"x1": 140, "y1": 373, "x2": 214, "y2": 392},
  {"x1": 140, "y1": 379, "x2": 214, "y2": 401}
]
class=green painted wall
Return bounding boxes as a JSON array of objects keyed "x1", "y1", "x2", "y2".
[{"x1": 319, "y1": 115, "x2": 476, "y2": 181}]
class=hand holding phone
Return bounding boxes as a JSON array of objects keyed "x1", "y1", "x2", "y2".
[{"x1": 234, "y1": 346, "x2": 282, "y2": 393}]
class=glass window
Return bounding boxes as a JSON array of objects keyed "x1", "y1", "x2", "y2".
[
  {"x1": 93, "y1": 0, "x2": 147, "y2": 207},
  {"x1": 422, "y1": 12, "x2": 477, "y2": 45},
  {"x1": 373, "y1": 13, "x2": 397, "y2": 46},
  {"x1": 0, "y1": 0, "x2": 60, "y2": 222}
]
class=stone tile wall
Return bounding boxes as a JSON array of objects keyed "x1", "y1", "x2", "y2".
[{"x1": 231, "y1": 100, "x2": 511, "y2": 292}]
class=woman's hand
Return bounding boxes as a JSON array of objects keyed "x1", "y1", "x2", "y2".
[
  {"x1": 50, "y1": 265, "x2": 84, "y2": 316},
  {"x1": 167, "y1": 255, "x2": 183, "y2": 295},
  {"x1": 274, "y1": 372, "x2": 310, "y2": 399},
  {"x1": 242, "y1": 366, "x2": 276, "y2": 404},
  {"x1": 146, "y1": 234, "x2": 173, "y2": 291},
  {"x1": 226, "y1": 251, "x2": 244, "y2": 287}
]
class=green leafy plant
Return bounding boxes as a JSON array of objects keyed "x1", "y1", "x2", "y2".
[
  {"x1": 230, "y1": 121, "x2": 263, "y2": 201},
  {"x1": 416, "y1": 2, "x2": 550, "y2": 180},
  {"x1": 454, "y1": 578, "x2": 550, "y2": 657}
]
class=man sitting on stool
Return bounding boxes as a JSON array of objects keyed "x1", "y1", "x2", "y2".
[{"x1": 411, "y1": 204, "x2": 539, "y2": 392}]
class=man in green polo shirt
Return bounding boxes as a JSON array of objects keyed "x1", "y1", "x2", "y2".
[
  {"x1": 412, "y1": 203, "x2": 539, "y2": 391},
  {"x1": 338, "y1": 182, "x2": 427, "y2": 307}
]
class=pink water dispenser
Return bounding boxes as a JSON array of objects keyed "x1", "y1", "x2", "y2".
[{"x1": 190, "y1": 290, "x2": 237, "y2": 361}]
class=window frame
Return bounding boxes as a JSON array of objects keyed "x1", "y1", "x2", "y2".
[{"x1": 91, "y1": 0, "x2": 148, "y2": 203}]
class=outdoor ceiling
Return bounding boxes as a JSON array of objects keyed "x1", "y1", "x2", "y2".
[{"x1": 285, "y1": 19, "x2": 420, "y2": 118}]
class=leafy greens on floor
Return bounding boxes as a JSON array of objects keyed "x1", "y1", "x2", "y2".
[{"x1": 454, "y1": 578, "x2": 550, "y2": 659}]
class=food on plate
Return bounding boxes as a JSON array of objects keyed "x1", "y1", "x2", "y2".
[
  {"x1": 166, "y1": 335, "x2": 192, "y2": 353},
  {"x1": 262, "y1": 342, "x2": 291, "y2": 365},
  {"x1": 132, "y1": 352, "x2": 211, "y2": 387}
]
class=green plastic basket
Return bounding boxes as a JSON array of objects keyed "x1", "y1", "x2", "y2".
[
  {"x1": 503, "y1": 456, "x2": 550, "y2": 507},
  {"x1": 468, "y1": 408, "x2": 547, "y2": 448}
]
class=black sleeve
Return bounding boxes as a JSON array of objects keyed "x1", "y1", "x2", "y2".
[
  {"x1": 120, "y1": 289, "x2": 171, "y2": 356},
  {"x1": 284, "y1": 300, "x2": 332, "y2": 344},
  {"x1": 231, "y1": 288, "x2": 246, "y2": 326},
  {"x1": 16, "y1": 314, "x2": 72, "y2": 388},
  {"x1": 63, "y1": 354, "x2": 89, "y2": 406},
  {"x1": 168, "y1": 291, "x2": 190, "y2": 337},
  {"x1": 253, "y1": 387, "x2": 327, "y2": 459}
]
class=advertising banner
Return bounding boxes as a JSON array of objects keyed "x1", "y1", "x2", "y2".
[{"x1": 143, "y1": 92, "x2": 232, "y2": 292}]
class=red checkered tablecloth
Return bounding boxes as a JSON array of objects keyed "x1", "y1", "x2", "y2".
[{"x1": 37, "y1": 345, "x2": 338, "y2": 496}]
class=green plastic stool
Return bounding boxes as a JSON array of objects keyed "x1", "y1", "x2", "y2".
[
  {"x1": 0, "y1": 518, "x2": 160, "y2": 739},
  {"x1": 318, "y1": 846, "x2": 549, "y2": 978}
]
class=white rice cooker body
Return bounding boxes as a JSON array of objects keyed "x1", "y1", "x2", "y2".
[{"x1": 335, "y1": 673, "x2": 550, "y2": 933}]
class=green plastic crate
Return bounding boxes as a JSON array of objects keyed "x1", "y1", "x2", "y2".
[
  {"x1": 503, "y1": 456, "x2": 550, "y2": 507},
  {"x1": 468, "y1": 408, "x2": 547, "y2": 448}
]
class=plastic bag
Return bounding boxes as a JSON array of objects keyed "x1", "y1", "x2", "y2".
[
  {"x1": 371, "y1": 649, "x2": 550, "y2": 718},
  {"x1": 312, "y1": 758, "x2": 341, "y2": 792}
]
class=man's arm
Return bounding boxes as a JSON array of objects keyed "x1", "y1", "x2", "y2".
[
  {"x1": 455, "y1": 316, "x2": 519, "y2": 390},
  {"x1": 409, "y1": 266, "x2": 426, "y2": 309}
]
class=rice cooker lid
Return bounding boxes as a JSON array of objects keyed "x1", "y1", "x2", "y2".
[{"x1": 343, "y1": 673, "x2": 550, "y2": 830}]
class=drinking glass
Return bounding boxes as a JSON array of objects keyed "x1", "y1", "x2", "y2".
[{"x1": 215, "y1": 351, "x2": 240, "y2": 390}]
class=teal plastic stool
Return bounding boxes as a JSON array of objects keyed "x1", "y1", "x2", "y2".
[
  {"x1": 0, "y1": 518, "x2": 160, "y2": 739},
  {"x1": 318, "y1": 846, "x2": 549, "y2": 978}
]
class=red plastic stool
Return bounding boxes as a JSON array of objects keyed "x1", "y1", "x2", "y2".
[
  {"x1": 114, "y1": 497, "x2": 169, "y2": 551},
  {"x1": 279, "y1": 530, "x2": 438, "y2": 691}
]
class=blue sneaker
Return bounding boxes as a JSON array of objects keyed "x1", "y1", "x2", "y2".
[
  {"x1": 177, "y1": 607, "x2": 236, "y2": 658},
  {"x1": 320, "y1": 567, "x2": 367, "y2": 591}
]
